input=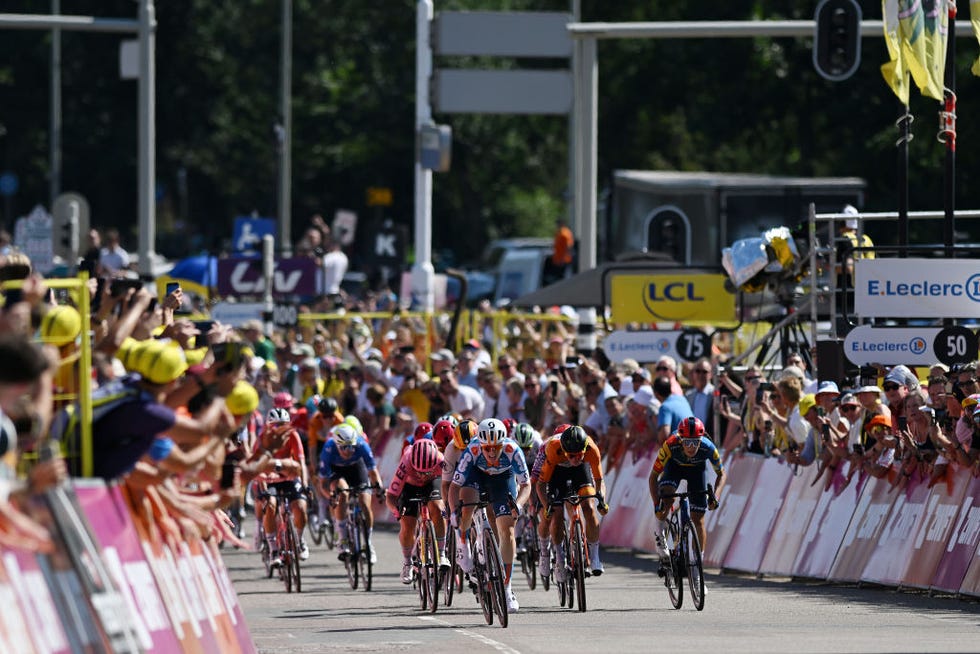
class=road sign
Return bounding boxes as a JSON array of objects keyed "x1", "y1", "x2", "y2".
[
  {"x1": 13, "y1": 205, "x2": 54, "y2": 273},
  {"x1": 843, "y1": 325, "x2": 941, "y2": 366},
  {"x1": 232, "y1": 216, "x2": 275, "y2": 256},
  {"x1": 434, "y1": 11, "x2": 573, "y2": 58},
  {"x1": 433, "y1": 69, "x2": 572, "y2": 115},
  {"x1": 676, "y1": 328, "x2": 710, "y2": 362},
  {"x1": 933, "y1": 326, "x2": 979, "y2": 366},
  {"x1": 0, "y1": 172, "x2": 18, "y2": 197}
]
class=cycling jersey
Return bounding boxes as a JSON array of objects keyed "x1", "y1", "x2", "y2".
[
  {"x1": 388, "y1": 446, "x2": 445, "y2": 498},
  {"x1": 530, "y1": 435, "x2": 558, "y2": 483},
  {"x1": 652, "y1": 434, "x2": 724, "y2": 476},
  {"x1": 258, "y1": 428, "x2": 305, "y2": 483},
  {"x1": 452, "y1": 439, "x2": 528, "y2": 486},
  {"x1": 318, "y1": 437, "x2": 378, "y2": 477},
  {"x1": 307, "y1": 409, "x2": 343, "y2": 459},
  {"x1": 537, "y1": 436, "x2": 603, "y2": 485},
  {"x1": 440, "y1": 440, "x2": 467, "y2": 484}
]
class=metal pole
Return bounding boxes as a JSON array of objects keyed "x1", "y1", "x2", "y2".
[
  {"x1": 943, "y1": 2, "x2": 956, "y2": 258},
  {"x1": 49, "y1": 0, "x2": 61, "y2": 207},
  {"x1": 897, "y1": 103, "x2": 910, "y2": 257},
  {"x1": 137, "y1": 0, "x2": 155, "y2": 277},
  {"x1": 411, "y1": 0, "x2": 435, "y2": 313},
  {"x1": 278, "y1": 0, "x2": 292, "y2": 257},
  {"x1": 568, "y1": 0, "x2": 579, "y2": 238},
  {"x1": 577, "y1": 36, "x2": 597, "y2": 273}
]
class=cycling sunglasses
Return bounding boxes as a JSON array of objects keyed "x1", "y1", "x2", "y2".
[
  {"x1": 481, "y1": 444, "x2": 503, "y2": 457},
  {"x1": 681, "y1": 438, "x2": 701, "y2": 447}
]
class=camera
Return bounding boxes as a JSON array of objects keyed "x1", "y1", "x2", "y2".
[
  {"x1": 897, "y1": 415, "x2": 908, "y2": 432},
  {"x1": 853, "y1": 443, "x2": 865, "y2": 455}
]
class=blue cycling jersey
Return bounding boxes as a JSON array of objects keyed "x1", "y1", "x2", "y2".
[
  {"x1": 452, "y1": 438, "x2": 529, "y2": 486},
  {"x1": 318, "y1": 438, "x2": 377, "y2": 477}
]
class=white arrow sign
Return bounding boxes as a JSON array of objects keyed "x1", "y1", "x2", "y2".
[{"x1": 602, "y1": 330, "x2": 681, "y2": 364}]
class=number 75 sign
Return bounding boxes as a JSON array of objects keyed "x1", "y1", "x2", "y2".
[{"x1": 602, "y1": 328, "x2": 711, "y2": 364}]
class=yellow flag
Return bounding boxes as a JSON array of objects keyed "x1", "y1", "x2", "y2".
[
  {"x1": 972, "y1": 0, "x2": 980, "y2": 76},
  {"x1": 881, "y1": 0, "x2": 912, "y2": 103},
  {"x1": 919, "y1": 0, "x2": 949, "y2": 101}
]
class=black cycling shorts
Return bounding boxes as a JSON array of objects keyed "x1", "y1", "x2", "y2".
[
  {"x1": 329, "y1": 458, "x2": 370, "y2": 488},
  {"x1": 397, "y1": 479, "x2": 442, "y2": 518},
  {"x1": 545, "y1": 464, "x2": 595, "y2": 505}
]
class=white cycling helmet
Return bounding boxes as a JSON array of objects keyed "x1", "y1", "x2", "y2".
[
  {"x1": 477, "y1": 418, "x2": 506, "y2": 447},
  {"x1": 332, "y1": 423, "x2": 358, "y2": 447},
  {"x1": 266, "y1": 407, "x2": 291, "y2": 424}
]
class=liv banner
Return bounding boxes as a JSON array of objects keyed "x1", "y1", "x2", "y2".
[{"x1": 854, "y1": 258, "x2": 980, "y2": 318}]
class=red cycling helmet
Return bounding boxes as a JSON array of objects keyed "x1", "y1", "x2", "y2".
[
  {"x1": 410, "y1": 439, "x2": 442, "y2": 474},
  {"x1": 432, "y1": 419, "x2": 455, "y2": 450},
  {"x1": 502, "y1": 418, "x2": 517, "y2": 437},
  {"x1": 414, "y1": 422, "x2": 434, "y2": 441},
  {"x1": 677, "y1": 416, "x2": 706, "y2": 441},
  {"x1": 552, "y1": 423, "x2": 573, "y2": 438},
  {"x1": 273, "y1": 391, "x2": 295, "y2": 409}
]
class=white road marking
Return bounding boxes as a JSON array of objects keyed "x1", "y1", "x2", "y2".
[{"x1": 418, "y1": 616, "x2": 521, "y2": 654}]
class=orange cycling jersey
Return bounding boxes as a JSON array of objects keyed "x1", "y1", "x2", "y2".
[
  {"x1": 308, "y1": 409, "x2": 344, "y2": 448},
  {"x1": 538, "y1": 436, "x2": 603, "y2": 485}
]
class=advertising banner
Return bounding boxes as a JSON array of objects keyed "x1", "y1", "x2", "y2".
[
  {"x1": 932, "y1": 472, "x2": 980, "y2": 593},
  {"x1": 610, "y1": 274, "x2": 736, "y2": 325},
  {"x1": 898, "y1": 468, "x2": 970, "y2": 589},
  {"x1": 842, "y1": 326, "x2": 939, "y2": 366},
  {"x1": 722, "y1": 458, "x2": 794, "y2": 574},
  {"x1": 792, "y1": 465, "x2": 862, "y2": 579},
  {"x1": 600, "y1": 449, "x2": 657, "y2": 551},
  {"x1": 855, "y1": 258, "x2": 980, "y2": 318},
  {"x1": 828, "y1": 475, "x2": 898, "y2": 583},
  {"x1": 703, "y1": 454, "x2": 761, "y2": 568},
  {"x1": 758, "y1": 464, "x2": 825, "y2": 576},
  {"x1": 858, "y1": 472, "x2": 933, "y2": 586},
  {"x1": 217, "y1": 257, "x2": 321, "y2": 297}
]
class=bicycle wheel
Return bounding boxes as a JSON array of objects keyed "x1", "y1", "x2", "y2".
[
  {"x1": 443, "y1": 529, "x2": 456, "y2": 606},
  {"x1": 345, "y1": 523, "x2": 359, "y2": 590},
  {"x1": 683, "y1": 523, "x2": 705, "y2": 611},
  {"x1": 288, "y1": 518, "x2": 302, "y2": 594},
  {"x1": 358, "y1": 513, "x2": 373, "y2": 592},
  {"x1": 564, "y1": 534, "x2": 575, "y2": 610},
  {"x1": 483, "y1": 529, "x2": 508, "y2": 628},
  {"x1": 281, "y1": 512, "x2": 294, "y2": 593},
  {"x1": 424, "y1": 521, "x2": 440, "y2": 613},
  {"x1": 571, "y1": 522, "x2": 587, "y2": 613},
  {"x1": 552, "y1": 546, "x2": 565, "y2": 606},
  {"x1": 525, "y1": 521, "x2": 539, "y2": 591},
  {"x1": 306, "y1": 494, "x2": 322, "y2": 546},
  {"x1": 664, "y1": 521, "x2": 683, "y2": 610}
]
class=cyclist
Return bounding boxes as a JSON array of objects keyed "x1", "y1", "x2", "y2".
[
  {"x1": 536, "y1": 425, "x2": 608, "y2": 578},
  {"x1": 307, "y1": 396, "x2": 343, "y2": 539},
  {"x1": 513, "y1": 423, "x2": 542, "y2": 555},
  {"x1": 385, "y1": 439, "x2": 449, "y2": 584},
  {"x1": 253, "y1": 407, "x2": 310, "y2": 565},
  {"x1": 439, "y1": 418, "x2": 478, "y2": 503},
  {"x1": 449, "y1": 418, "x2": 531, "y2": 614},
  {"x1": 649, "y1": 416, "x2": 726, "y2": 562},
  {"x1": 431, "y1": 418, "x2": 456, "y2": 452},
  {"x1": 318, "y1": 422, "x2": 385, "y2": 563}
]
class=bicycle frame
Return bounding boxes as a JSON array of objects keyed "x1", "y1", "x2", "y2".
[
  {"x1": 551, "y1": 493, "x2": 595, "y2": 612},
  {"x1": 658, "y1": 490, "x2": 706, "y2": 611},
  {"x1": 459, "y1": 498, "x2": 509, "y2": 628},
  {"x1": 405, "y1": 498, "x2": 440, "y2": 613},
  {"x1": 332, "y1": 484, "x2": 374, "y2": 591}
]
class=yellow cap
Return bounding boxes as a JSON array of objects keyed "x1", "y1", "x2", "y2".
[
  {"x1": 962, "y1": 394, "x2": 980, "y2": 411},
  {"x1": 40, "y1": 305, "x2": 82, "y2": 346},
  {"x1": 798, "y1": 393, "x2": 817, "y2": 417},
  {"x1": 225, "y1": 380, "x2": 259, "y2": 416},
  {"x1": 138, "y1": 340, "x2": 188, "y2": 384},
  {"x1": 184, "y1": 346, "x2": 208, "y2": 366},
  {"x1": 116, "y1": 337, "x2": 140, "y2": 370}
]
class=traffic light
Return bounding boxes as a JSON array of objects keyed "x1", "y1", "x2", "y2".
[{"x1": 813, "y1": 0, "x2": 862, "y2": 81}]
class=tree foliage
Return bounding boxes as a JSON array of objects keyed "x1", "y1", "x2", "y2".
[{"x1": 0, "y1": 0, "x2": 978, "y2": 261}]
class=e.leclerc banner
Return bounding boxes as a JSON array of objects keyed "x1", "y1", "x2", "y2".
[{"x1": 855, "y1": 258, "x2": 980, "y2": 318}]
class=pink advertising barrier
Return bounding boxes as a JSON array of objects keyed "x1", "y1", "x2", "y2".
[
  {"x1": 933, "y1": 473, "x2": 980, "y2": 593},
  {"x1": 827, "y1": 474, "x2": 897, "y2": 583},
  {"x1": 703, "y1": 453, "x2": 761, "y2": 569},
  {"x1": 897, "y1": 469, "x2": 970, "y2": 589},
  {"x1": 722, "y1": 457, "x2": 795, "y2": 573},
  {"x1": 600, "y1": 448, "x2": 657, "y2": 551},
  {"x1": 791, "y1": 463, "x2": 863, "y2": 579},
  {"x1": 758, "y1": 464, "x2": 825, "y2": 576}
]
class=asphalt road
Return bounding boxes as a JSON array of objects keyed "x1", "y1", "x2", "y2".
[{"x1": 226, "y1": 524, "x2": 980, "y2": 654}]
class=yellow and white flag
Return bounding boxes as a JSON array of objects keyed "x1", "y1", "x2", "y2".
[
  {"x1": 881, "y1": 0, "x2": 948, "y2": 102},
  {"x1": 881, "y1": 0, "x2": 912, "y2": 103},
  {"x1": 920, "y1": 0, "x2": 949, "y2": 100}
]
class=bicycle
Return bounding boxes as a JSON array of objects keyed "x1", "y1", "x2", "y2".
[
  {"x1": 458, "y1": 495, "x2": 509, "y2": 628},
  {"x1": 548, "y1": 492, "x2": 598, "y2": 612},
  {"x1": 332, "y1": 484, "x2": 377, "y2": 591},
  {"x1": 657, "y1": 487, "x2": 711, "y2": 611},
  {"x1": 306, "y1": 486, "x2": 336, "y2": 549},
  {"x1": 259, "y1": 483, "x2": 304, "y2": 593},
  {"x1": 403, "y1": 498, "x2": 440, "y2": 613},
  {"x1": 515, "y1": 507, "x2": 541, "y2": 590}
]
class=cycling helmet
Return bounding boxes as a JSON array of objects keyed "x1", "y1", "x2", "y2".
[
  {"x1": 552, "y1": 423, "x2": 573, "y2": 438},
  {"x1": 409, "y1": 439, "x2": 442, "y2": 474},
  {"x1": 318, "y1": 397, "x2": 339, "y2": 415},
  {"x1": 273, "y1": 391, "x2": 295, "y2": 409},
  {"x1": 559, "y1": 425, "x2": 588, "y2": 454},
  {"x1": 502, "y1": 418, "x2": 516, "y2": 437},
  {"x1": 344, "y1": 415, "x2": 364, "y2": 434},
  {"x1": 454, "y1": 419, "x2": 478, "y2": 450},
  {"x1": 677, "y1": 416, "x2": 706, "y2": 441},
  {"x1": 514, "y1": 423, "x2": 536, "y2": 450},
  {"x1": 437, "y1": 413, "x2": 460, "y2": 430},
  {"x1": 477, "y1": 418, "x2": 506, "y2": 447},
  {"x1": 332, "y1": 423, "x2": 358, "y2": 447},
  {"x1": 414, "y1": 422, "x2": 434, "y2": 441},
  {"x1": 267, "y1": 407, "x2": 291, "y2": 424},
  {"x1": 305, "y1": 394, "x2": 322, "y2": 415},
  {"x1": 432, "y1": 419, "x2": 456, "y2": 450}
]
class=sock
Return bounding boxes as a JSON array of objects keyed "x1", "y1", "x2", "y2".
[
  {"x1": 402, "y1": 545, "x2": 412, "y2": 564},
  {"x1": 266, "y1": 536, "x2": 276, "y2": 553},
  {"x1": 504, "y1": 562, "x2": 512, "y2": 585},
  {"x1": 437, "y1": 536, "x2": 446, "y2": 552},
  {"x1": 541, "y1": 536, "x2": 551, "y2": 552},
  {"x1": 337, "y1": 520, "x2": 347, "y2": 536},
  {"x1": 458, "y1": 528, "x2": 467, "y2": 545}
]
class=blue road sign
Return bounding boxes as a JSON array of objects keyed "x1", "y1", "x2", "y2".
[
  {"x1": 232, "y1": 216, "x2": 276, "y2": 256},
  {"x1": 0, "y1": 172, "x2": 18, "y2": 197}
]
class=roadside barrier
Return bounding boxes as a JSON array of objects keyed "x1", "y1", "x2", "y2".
[{"x1": 0, "y1": 479, "x2": 256, "y2": 653}]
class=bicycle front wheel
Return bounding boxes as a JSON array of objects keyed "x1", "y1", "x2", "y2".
[
  {"x1": 288, "y1": 518, "x2": 302, "y2": 594},
  {"x1": 424, "y1": 521, "x2": 440, "y2": 613},
  {"x1": 346, "y1": 523, "x2": 359, "y2": 590},
  {"x1": 571, "y1": 522, "x2": 588, "y2": 612},
  {"x1": 444, "y1": 529, "x2": 457, "y2": 607},
  {"x1": 358, "y1": 513, "x2": 373, "y2": 592},
  {"x1": 306, "y1": 494, "x2": 322, "y2": 545},
  {"x1": 483, "y1": 529, "x2": 508, "y2": 628},
  {"x1": 683, "y1": 523, "x2": 705, "y2": 611},
  {"x1": 664, "y1": 521, "x2": 683, "y2": 610},
  {"x1": 281, "y1": 515, "x2": 294, "y2": 593}
]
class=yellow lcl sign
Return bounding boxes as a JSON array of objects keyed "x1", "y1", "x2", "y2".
[{"x1": 610, "y1": 274, "x2": 735, "y2": 325}]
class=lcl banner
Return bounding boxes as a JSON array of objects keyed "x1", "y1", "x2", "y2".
[
  {"x1": 855, "y1": 258, "x2": 980, "y2": 318},
  {"x1": 216, "y1": 257, "x2": 320, "y2": 297},
  {"x1": 610, "y1": 274, "x2": 736, "y2": 325}
]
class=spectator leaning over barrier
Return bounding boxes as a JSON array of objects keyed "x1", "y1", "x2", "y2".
[
  {"x1": 897, "y1": 389, "x2": 944, "y2": 487},
  {"x1": 760, "y1": 376, "x2": 804, "y2": 457},
  {"x1": 853, "y1": 413, "x2": 897, "y2": 480},
  {"x1": 366, "y1": 383, "x2": 396, "y2": 448},
  {"x1": 882, "y1": 365, "x2": 917, "y2": 431},
  {"x1": 626, "y1": 386, "x2": 659, "y2": 455},
  {"x1": 937, "y1": 393, "x2": 980, "y2": 468}
]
